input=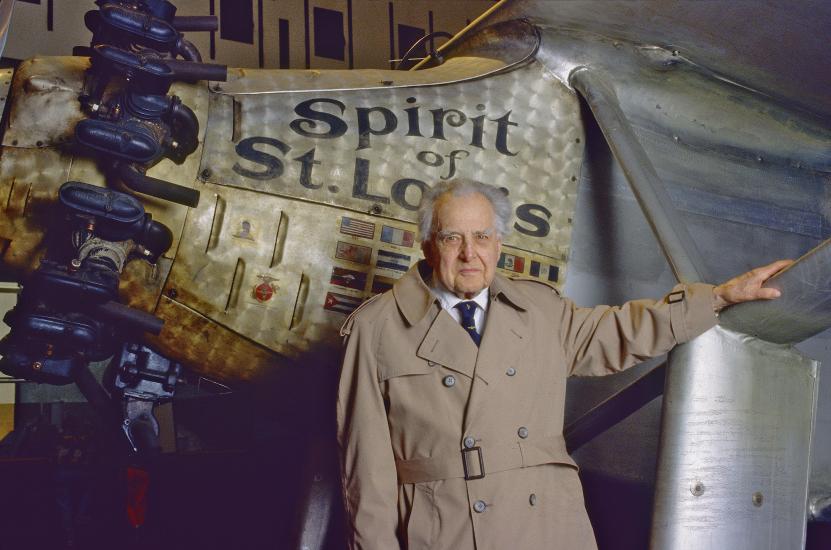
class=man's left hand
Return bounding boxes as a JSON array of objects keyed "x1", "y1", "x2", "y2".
[{"x1": 712, "y1": 259, "x2": 794, "y2": 312}]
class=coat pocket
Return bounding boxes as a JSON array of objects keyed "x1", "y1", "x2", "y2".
[
  {"x1": 405, "y1": 483, "x2": 437, "y2": 550},
  {"x1": 378, "y1": 358, "x2": 434, "y2": 382}
]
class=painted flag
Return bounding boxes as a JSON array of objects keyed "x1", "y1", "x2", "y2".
[
  {"x1": 330, "y1": 267, "x2": 368, "y2": 291},
  {"x1": 497, "y1": 252, "x2": 525, "y2": 273},
  {"x1": 371, "y1": 274, "x2": 396, "y2": 294},
  {"x1": 335, "y1": 241, "x2": 372, "y2": 265},
  {"x1": 380, "y1": 225, "x2": 415, "y2": 248},
  {"x1": 530, "y1": 261, "x2": 559, "y2": 282},
  {"x1": 340, "y1": 217, "x2": 375, "y2": 239},
  {"x1": 324, "y1": 292, "x2": 363, "y2": 315},
  {"x1": 376, "y1": 249, "x2": 411, "y2": 272}
]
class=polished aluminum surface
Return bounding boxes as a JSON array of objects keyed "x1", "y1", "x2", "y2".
[
  {"x1": 434, "y1": 1, "x2": 831, "y2": 121},
  {"x1": 720, "y1": 237, "x2": 831, "y2": 345},
  {"x1": 651, "y1": 326, "x2": 818, "y2": 549},
  {"x1": 570, "y1": 67, "x2": 708, "y2": 284}
]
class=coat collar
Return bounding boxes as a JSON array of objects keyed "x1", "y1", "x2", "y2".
[{"x1": 392, "y1": 260, "x2": 530, "y2": 326}]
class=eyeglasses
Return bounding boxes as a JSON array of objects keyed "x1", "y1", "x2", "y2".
[{"x1": 435, "y1": 229, "x2": 497, "y2": 249}]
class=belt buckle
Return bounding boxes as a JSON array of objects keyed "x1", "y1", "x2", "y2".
[{"x1": 462, "y1": 446, "x2": 485, "y2": 480}]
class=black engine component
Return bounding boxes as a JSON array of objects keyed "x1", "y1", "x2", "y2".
[
  {"x1": 76, "y1": 0, "x2": 227, "y2": 208},
  {"x1": 2, "y1": 0, "x2": 217, "y2": 460},
  {"x1": 0, "y1": 182, "x2": 171, "y2": 386},
  {"x1": 60, "y1": 181, "x2": 173, "y2": 261},
  {"x1": 85, "y1": 0, "x2": 218, "y2": 62}
]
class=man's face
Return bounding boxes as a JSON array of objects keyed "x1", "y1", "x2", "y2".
[{"x1": 422, "y1": 192, "x2": 502, "y2": 299}]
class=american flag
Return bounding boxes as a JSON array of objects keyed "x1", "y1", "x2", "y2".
[{"x1": 340, "y1": 217, "x2": 375, "y2": 239}]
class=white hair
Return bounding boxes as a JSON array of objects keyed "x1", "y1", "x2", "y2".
[{"x1": 417, "y1": 179, "x2": 512, "y2": 243}]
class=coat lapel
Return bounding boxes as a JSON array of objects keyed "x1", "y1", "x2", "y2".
[
  {"x1": 394, "y1": 262, "x2": 480, "y2": 380},
  {"x1": 392, "y1": 266, "x2": 530, "y2": 383},
  {"x1": 417, "y1": 311, "x2": 479, "y2": 380}
]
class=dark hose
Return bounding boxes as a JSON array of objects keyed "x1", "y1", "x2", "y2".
[
  {"x1": 175, "y1": 37, "x2": 202, "y2": 63},
  {"x1": 171, "y1": 16, "x2": 219, "y2": 32},
  {"x1": 169, "y1": 99, "x2": 200, "y2": 158},
  {"x1": 97, "y1": 301, "x2": 165, "y2": 336},
  {"x1": 165, "y1": 59, "x2": 227, "y2": 82},
  {"x1": 118, "y1": 162, "x2": 200, "y2": 208}
]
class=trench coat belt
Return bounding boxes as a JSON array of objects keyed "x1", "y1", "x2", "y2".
[{"x1": 395, "y1": 435, "x2": 578, "y2": 484}]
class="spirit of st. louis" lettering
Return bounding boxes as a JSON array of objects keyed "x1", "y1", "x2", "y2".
[{"x1": 231, "y1": 96, "x2": 551, "y2": 238}]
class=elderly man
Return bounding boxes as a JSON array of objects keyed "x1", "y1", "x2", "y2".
[{"x1": 337, "y1": 179, "x2": 789, "y2": 550}]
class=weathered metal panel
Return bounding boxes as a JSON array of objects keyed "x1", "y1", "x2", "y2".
[
  {"x1": 570, "y1": 67, "x2": 709, "y2": 284},
  {"x1": 651, "y1": 326, "x2": 819, "y2": 549},
  {"x1": 178, "y1": 59, "x2": 583, "y2": 365},
  {"x1": 0, "y1": 58, "x2": 209, "y2": 277},
  {"x1": 3, "y1": 56, "x2": 88, "y2": 149},
  {"x1": 0, "y1": 43, "x2": 584, "y2": 381}
]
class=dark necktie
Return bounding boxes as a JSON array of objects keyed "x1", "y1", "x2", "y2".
[{"x1": 455, "y1": 301, "x2": 481, "y2": 347}]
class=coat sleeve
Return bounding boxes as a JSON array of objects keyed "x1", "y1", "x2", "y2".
[
  {"x1": 560, "y1": 282, "x2": 718, "y2": 376},
  {"x1": 337, "y1": 313, "x2": 402, "y2": 550}
]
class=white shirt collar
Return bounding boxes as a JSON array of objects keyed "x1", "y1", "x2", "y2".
[{"x1": 429, "y1": 276, "x2": 490, "y2": 314}]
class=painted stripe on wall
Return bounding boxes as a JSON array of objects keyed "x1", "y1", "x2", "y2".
[
  {"x1": 313, "y1": 6, "x2": 345, "y2": 61},
  {"x1": 347, "y1": 0, "x2": 354, "y2": 69},
  {"x1": 219, "y1": 0, "x2": 254, "y2": 44},
  {"x1": 387, "y1": 2, "x2": 394, "y2": 69},
  {"x1": 257, "y1": 0, "x2": 264, "y2": 67},
  {"x1": 428, "y1": 10, "x2": 434, "y2": 51},
  {"x1": 209, "y1": 0, "x2": 216, "y2": 60},
  {"x1": 279, "y1": 18, "x2": 290, "y2": 69},
  {"x1": 303, "y1": 0, "x2": 310, "y2": 69}
]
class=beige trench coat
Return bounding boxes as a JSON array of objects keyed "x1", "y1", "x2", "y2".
[{"x1": 337, "y1": 262, "x2": 717, "y2": 550}]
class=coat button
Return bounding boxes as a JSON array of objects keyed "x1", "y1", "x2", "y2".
[
  {"x1": 463, "y1": 436, "x2": 476, "y2": 449},
  {"x1": 443, "y1": 375, "x2": 456, "y2": 387},
  {"x1": 473, "y1": 500, "x2": 487, "y2": 513},
  {"x1": 517, "y1": 426, "x2": 529, "y2": 439},
  {"x1": 529, "y1": 493, "x2": 537, "y2": 506},
  {"x1": 506, "y1": 367, "x2": 517, "y2": 376}
]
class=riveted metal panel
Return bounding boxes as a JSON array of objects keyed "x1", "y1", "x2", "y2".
[
  {"x1": 0, "y1": 58, "x2": 209, "y2": 279},
  {"x1": 651, "y1": 326, "x2": 819, "y2": 550},
  {"x1": 178, "y1": 59, "x2": 583, "y2": 364}
]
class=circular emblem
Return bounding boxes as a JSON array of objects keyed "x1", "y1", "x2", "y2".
[{"x1": 254, "y1": 282, "x2": 274, "y2": 302}]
